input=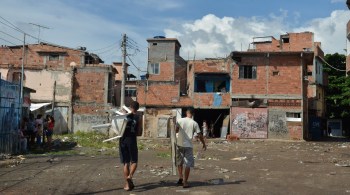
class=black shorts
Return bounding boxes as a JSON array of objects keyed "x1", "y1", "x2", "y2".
[{"x1": 119, "y1": 137, "x2": 138, "y2": 164}]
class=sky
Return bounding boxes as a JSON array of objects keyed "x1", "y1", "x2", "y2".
[{"x1": 0, "y1": 0, "x2": 349, "y2": 76}]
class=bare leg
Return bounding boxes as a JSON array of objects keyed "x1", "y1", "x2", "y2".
[
  {"x1": 128, "y1": 163, "x2": 137, "y2": 179},
  {"x1": 177, "y1": 165, "x2": 183, "y2": 180},
  {"x1": 183, "y1": 167, "x2": 191, "y2": 187},
  {"x1": 123, "y1": 163, "x2": 130, "y2": 189}
]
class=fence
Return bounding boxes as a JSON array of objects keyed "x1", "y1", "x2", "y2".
[{"x1": 0, "y1": 79, "x2": 21, "y2": 154}]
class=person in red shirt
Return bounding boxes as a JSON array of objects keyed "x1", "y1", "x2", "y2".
[{"x1": 46, "y1": 116, "x2": 55, "y2": 149}]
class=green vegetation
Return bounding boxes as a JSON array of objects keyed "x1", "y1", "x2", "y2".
[
  {"x1": 54, "y1": 131, "x2": 118, "y2": 149},
  {"x1": 156, "y1": 152, "x2": 171, "y2": 158},
  {"x1": 324, "y1": 53, "x2": 350, "y2": 118}
]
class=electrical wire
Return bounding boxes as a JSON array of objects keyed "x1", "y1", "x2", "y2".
[
  {"x1": 0, "y1": 30, "x2": 22, "y2": 42},
  {"x1": 0, "y1": 37, "x2": 17, "y2": 46},
  {"x1": 323, "y1": 59, "x2": 347, "y2": 72}
]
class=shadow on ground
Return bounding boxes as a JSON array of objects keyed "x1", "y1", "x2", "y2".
[{"x1": 71, "y1": 179, "x2": 246, "y2": 194}]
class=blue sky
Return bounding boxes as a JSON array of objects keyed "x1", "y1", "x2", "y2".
[{"x1": 0, "y1": 0, "x2": 349, "y2": 76}]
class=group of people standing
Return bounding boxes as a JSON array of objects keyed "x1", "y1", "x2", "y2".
[{"x1": 19, "y1": 113, "x2": 55, "y2": 153}]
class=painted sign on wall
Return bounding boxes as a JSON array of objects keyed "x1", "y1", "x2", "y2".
[{"x1": 231, "y1": 107, "x2": 268, "y2": 138}]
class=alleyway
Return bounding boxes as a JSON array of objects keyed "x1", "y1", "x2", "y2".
[{"x1": 1, "y1": 139, "x2": 349, "y2": 195}]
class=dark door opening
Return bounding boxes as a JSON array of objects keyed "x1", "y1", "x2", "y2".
[{"x1": 183, "y1": 109, "x2": 230, "y2": 138}]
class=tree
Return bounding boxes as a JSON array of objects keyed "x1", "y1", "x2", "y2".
[{"x1": 324, "y1": 53, "x2": 350, "y2": 118}]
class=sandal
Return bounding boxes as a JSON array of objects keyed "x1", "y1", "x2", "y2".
[{"x1": 177, "y1": 178, "x2": 183, "y2": 186}]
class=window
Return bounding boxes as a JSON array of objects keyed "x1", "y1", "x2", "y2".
[
  {"x1": 152, "y1": 43, "x2": 157, "y2": 46},
  {"x1": 282, "y1": 37, "x2": 289, "y2": 43},
  {"x1": 149, "y1": 63, "x2": 160, "y2": 74},
  {"x1": 49, "y1": 54, "x2": 59, "y2": 61},
  {"x1": 239, "y1": 65, "x2": 257, "y2": 79},
  {"x1": 286, "y1": 112, "x2": 301, "y2": 122},
  {"x1": 194, "y1": 74, "x2": 230, "y2": 93},
  {"x1": 125, "y1": 87, "x2": 136, "y2": 97}
]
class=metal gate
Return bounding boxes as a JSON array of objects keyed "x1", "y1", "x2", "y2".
[{"x1": 0, "y1": 79, "x2": 20, "y2": 154}]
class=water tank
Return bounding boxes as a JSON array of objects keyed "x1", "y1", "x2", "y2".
[{"x1": 153, "y1": 36, "x2": 166, "y2": 39}]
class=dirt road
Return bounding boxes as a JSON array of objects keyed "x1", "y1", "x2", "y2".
[{"x1": 1, "y1": 139, "x2": 350, "y2": 195}]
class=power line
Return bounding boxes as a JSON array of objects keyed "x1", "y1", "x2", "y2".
[
  {"x1": 0, "y1": 16, "x2": 25, "y2": 33},
  {"x1": 0, "y1": 37, "x2": 17, "y2": 46},
  {"x1": 0, "y1": 30, "x2": 22, "y2": 42},
  {"x1": 90, "y1": 41, "x2": 120, "y2": 52},
  {"x1": 323, "y1": 60, "x2": 347, "y2": 72},
  {"x1": 127, "y1": 55, "x2": 142, "y2": 72}
]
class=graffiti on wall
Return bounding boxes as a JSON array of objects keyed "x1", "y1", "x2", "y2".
[
  {"x1": 268, "y1": 110, "x2": 288, "y2": 138},
  {"x1": 231, "y1": 108, "x2": 268, "y2": 138}
]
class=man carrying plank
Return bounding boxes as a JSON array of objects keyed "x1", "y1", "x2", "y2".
[
  {"x1": 175, "y1": 108, "x2": 206, "y2": 188},
  {"x1": 119, "y1": 101, "x2": 140, "y2": 191}
]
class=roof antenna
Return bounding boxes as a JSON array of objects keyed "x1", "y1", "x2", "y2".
[{"x1": 29, "y1": 23, "x2": 51, "y2": 43}]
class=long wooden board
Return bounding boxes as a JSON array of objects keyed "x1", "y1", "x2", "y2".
[{"x1": 170, "y1": 117, "x2": 177, "y2": 176}]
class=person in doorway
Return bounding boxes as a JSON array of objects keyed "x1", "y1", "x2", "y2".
[
  {"x1": 175, "y1": 108, "x2": 206, "y2": 188},
  {"x1": 202, "y1": 120, "x2": 208, "y2": 139},
  {"x1": 28, "y1": 113, "x2": 36, "y2": 148},
  {"x1": 209, "y1": 121, "x2": 214, "y2": 138},
  {"x1": 46, "y1": 116, "x2": 55, "y2": 149},
  {"x1": 35, "y1": 115, "x2": 43, "y2": 146},
  {"x1": 119, "y1": 101, "x2": 140, "y2": 191}
]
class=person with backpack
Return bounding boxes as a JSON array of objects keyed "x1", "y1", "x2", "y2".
[{"x1": 119, "y1": 101, "x2": 140, "y2": 191}]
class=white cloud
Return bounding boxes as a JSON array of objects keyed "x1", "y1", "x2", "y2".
[{"x1": 164, "y1": 10, "x2": 350, "y2": 59}]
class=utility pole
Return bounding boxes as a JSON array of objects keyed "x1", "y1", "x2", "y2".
[
  {"x1": 29, "y1": 23, "x2": 50, "y2": 43},
  {"x1": 120, "y1": 34, "x2": 127, "y2": 107},
  {"x1": 20, "y1": 34, "x2": 26, "y2": 119}
]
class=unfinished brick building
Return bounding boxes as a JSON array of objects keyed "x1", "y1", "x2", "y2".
[
  {"x1": 231, "y1": 32, "x2": 327, "y2": 140},
  {"x1": 0, "y1": 42, "x2": 115, "y2": 133},
  {"x1": 138, "y1": 32, "x2": 327, "y2": 140}
]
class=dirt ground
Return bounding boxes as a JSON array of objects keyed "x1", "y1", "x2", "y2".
[{"x1": 1, "y1": 138, "x2": 350, "y2": 195}]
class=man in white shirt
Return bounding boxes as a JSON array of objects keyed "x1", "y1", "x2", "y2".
[{"x1": 175, "y1": 108, "x2": 206, "y2": 188}]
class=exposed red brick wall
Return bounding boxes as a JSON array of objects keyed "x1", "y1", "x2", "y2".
[
  {"x1": 282, "y1": 32, "x2": 313, "y2": 51},
  {"x1": 174, "y1": 63, "x2": 187, "y2": 93},
  {"x1": 136, "y1": 82, "x2": 192, "y2": 107},
  {"x1": 232, "y1": 54, "x2": 303, "y2": 96},
  {"x1": 191, "y1": 59, "x2": 230, "y2": 73},
  {"x1": 253, "y1": 32, "x2": 314, "y2": 52},
  {"x1": 254, "y1": 38, "x2": 280, "y2": 51},
  {"x1": 288, "y1": 122, "x2": 303, "y2": 140},
  {"x1": 148, "y1": 62, "x2": 174, "y2": 81},
  {"x1": 73, "y1": 70, "x2": 106, "y2": 104},
  {"x1": 193, "y1": 93, "x2": 231, "y2": 108},
  {"x1": 0, "y1": 44, "x2": 83, "y2": 71}
]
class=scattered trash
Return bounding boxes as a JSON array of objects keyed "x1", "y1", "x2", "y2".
[
  {"x1": 219, "y1": 168, "x2": 229, "y2": 173},
  {"x1": 335, "y1": 163, "x2": 350, "y2": 167},
  {"x1": 259, "y1": 169, "x2": 269, "y2": 171},
  {"x1": 176, "y1": 189, "x2": 190, "y2": 193},
  {"x1": 224, "y1": 175, "x2": 230, "y2": 179},
  {"x1": 208, "y1": 178, "x2": 224, "y2": 185},
  {"x1": 231, "y1": 156, "x2": 247, "y2": 161},
  {"x1": 114, "y1": 165, "x2": 119, "y2": 168}
]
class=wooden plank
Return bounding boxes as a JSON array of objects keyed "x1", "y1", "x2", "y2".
[{"x1": 170, "y1": 117, "x2": 177, "y2": 176}]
